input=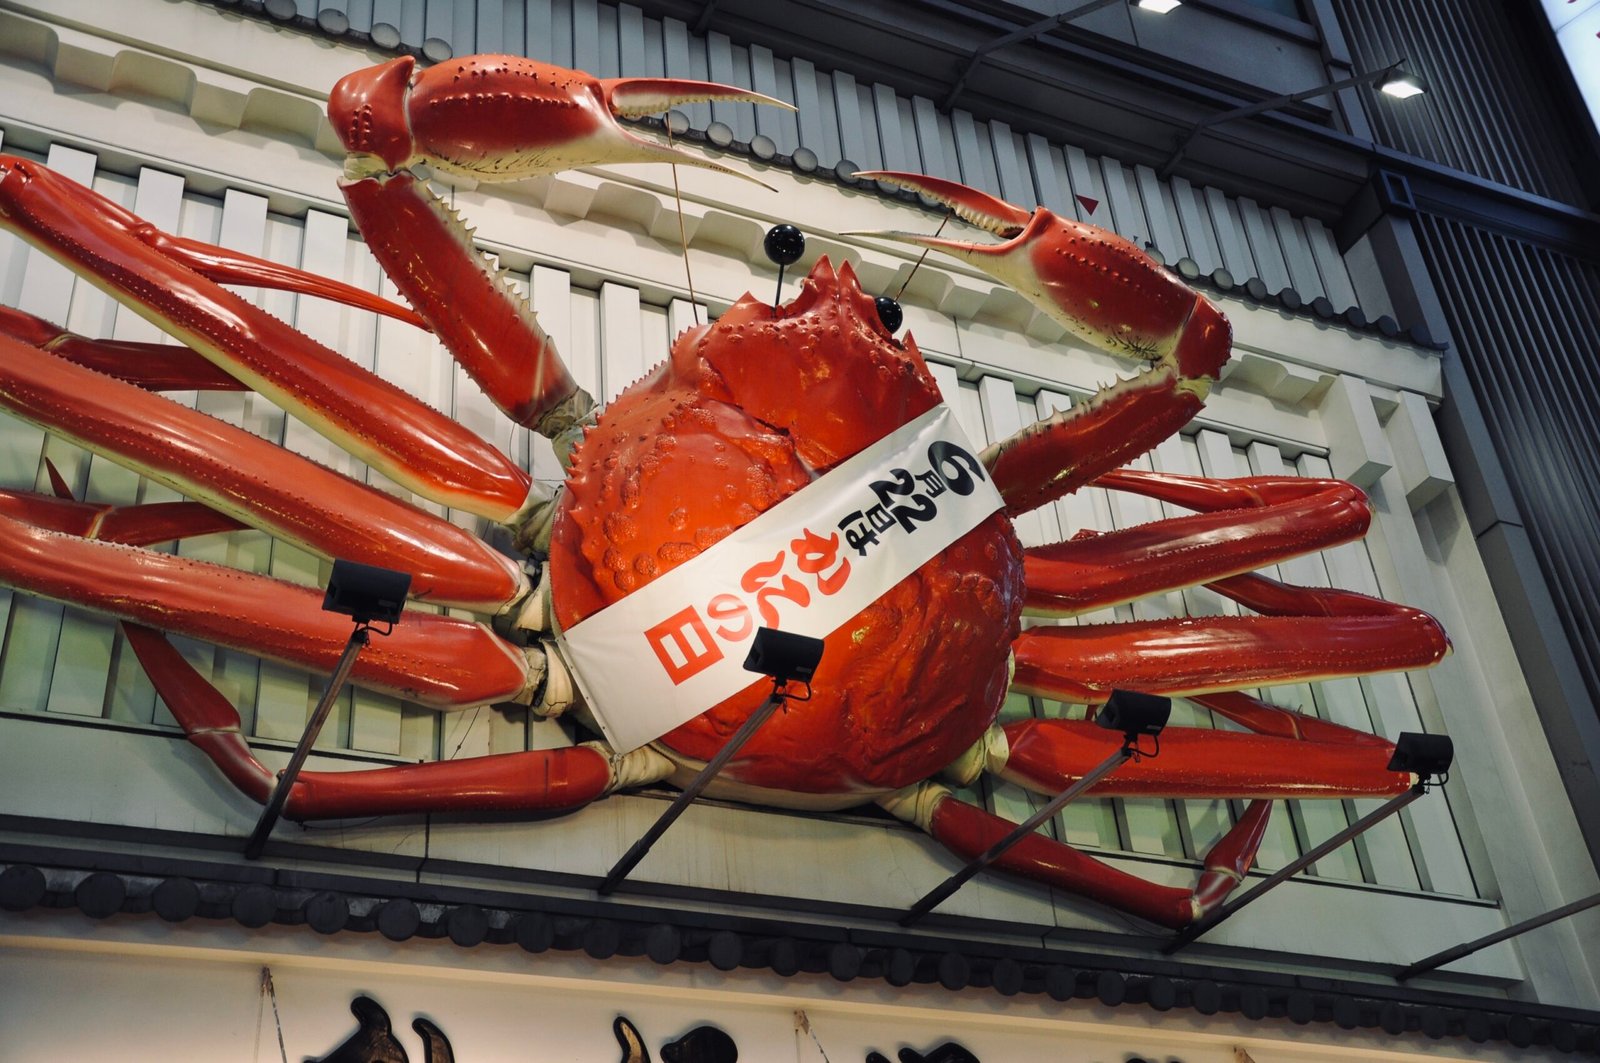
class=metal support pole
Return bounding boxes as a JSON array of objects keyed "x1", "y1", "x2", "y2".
[
  {"x1": 940, "y1": 0, "x2": 1122, "y2": 111},
  {"x1": 1395, "y1": 891, "x2": 1600, "y2": 981},
  {"x1": 899, "y1": 742, "x2": 1135, "y2": 926},
  {"x1": 1157, "y1": 61, "x2": 1405, "y2": 177},
  {"x1": 1163, "y1": 783, "x2": 1424, "y2": 953},
  {"x1": 243, "y1": 625, "x2": 370, "y2": 860},
  {"x1": 598, "y1": 685, "x2": 788, "y2": 896}
]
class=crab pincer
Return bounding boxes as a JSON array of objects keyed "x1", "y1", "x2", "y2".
[
  {"x1": 852, "y1": 171, "x2": 1233, "y2": 516},
  {"x1": 330, "y1": 56, "x2": 794, "y2": 442}
]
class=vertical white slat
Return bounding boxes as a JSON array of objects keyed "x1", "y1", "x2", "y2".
[
  {"x1": 1150, "y1": 434, "x2": 1238, "y2": 863},
  {"x1": 600, "y1": 4, "x2": 623, "y2": 78},
  {"x1": 1098, "y1": 157, "x2": 1147, "y2": 245},
  {"x1": 639, "y1": 302, "x2": 670, "y2": 375},
  {"x1": 341, "y1": 0, "x2": 373, "y2": 36},
  {"x1": 1098, "y1": 446, "x2": 1185, "y2": 859},
  {"x1": 398, "y1": 0, "x2": 426, "y2": 52},
  {"x1": 911, "y1": 96, "x2": 956, "y2": 182},
  {"x1": 768, "y1": 57, "x2": 801, "y2": 154},
  {"x1": 873, "y1": 84, "x2": 911, "y2": 172},
  {"x1": 976, "y1": 376, "x2": 1044, "y2": 548},
  {"x1": 985, "y1": 122, "x2": 1028, "y2": 207},
  {"x1": 926, "y1": 361, "x2": 961, "y2": 411},
  {"x1": 0, "y1": 125, "x2": 28, "y2": 308},
  {"x1": 340, "y1": 234, "x2": 409, "y2": 758},
  {"x1": 253, "y1": 208, "x2": 361, "y2": 748},
  {"x1": 423, "y1": 0, "x2": 454, "y2": 52},
  {"x1": 1061, "y1": 145, "x2": 1108, "y2": 226},
  {"x1": 522, "y1": 0, "x2": 553, "y2": 62},
  {"x1": 950, "y1": 109, "x2": 998, "y2": 195},
  {"x1": 617, "y1": 4, "x2": 646, "y2": 73},
  {"x1": 0, "y1": 145, "x2": 97, "y2": 715},
  {"x1": 474, "y1": 0, "x2": 504, "y2": 53},
  {"x1": 571, "y1": 0, "x2": 600, "y2": 75},
  {"x1": 1303, "y1": 218, "x2": 1362, "y2": 313},
  {"x1": 1170, "y1": 176, "x2": 1222, "y2": 274},
  {"x1": 1024, "y1": 135, "x2": 1066, "y2": 217},
  {"x1": 706, "y1": 32, "x2": 749, "y2": 140},
  {"x1": 1236, "y1": 197, "x2": 1292, "y2": 293},
  {"x1": 54, "y1": 169, "x2": 192, "y2": 724},
  {"x1": 666, "y1": 297, "x2": 705, "y2": 343},
  {"x1": 1301, "y1": 452, "x2": 1475, "y2": 897},
  {"x1": 567, "y1": 285, "x2": 601, "y2": 410},
  {"x1": 1149, "y1": 434, "x2": 1232, "y2": 619},
  {"x1": 749, "y1": 44, "x2": 783, "y2": 142},
  {"x1": 1270, "y1": 207, "x2": 1327, "y2": 301},
  {"x1": 599, "y1": 282, "x2": 643, "y2": 404},
  {"x1": 1134, "y1": 165, "x2": 1184, "y2": 260},
  {"x1": 526, "y1": 265, "x2": 578, "y2": 484},
  {"x1": 1246, "y1": 444, "x2": 1419, "y2": 887},
  {"x1": 371, "y1": 0, "x2": 402, "y2": 41},
  {"x1": 660, "y1": 18, "x2": 705, "y2": 129},
  {"x1": 831, "y1": 69, "x2": 869, "y2": 167},
  {"x1": 789, "y1": 56, "x2": 825, "y2": 157},
  {"x1": 1203, "y1": 186, "x2": 1255, "y2": 280},
  {"x1": 1209, "y1": 432, "x2": 1363, "y2": 877}
]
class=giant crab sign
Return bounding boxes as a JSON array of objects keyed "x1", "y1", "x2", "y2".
[{"x1": 0, "y1": 55, "x2": 1449, "y2": 929}]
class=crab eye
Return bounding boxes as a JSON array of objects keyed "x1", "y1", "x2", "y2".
[{"x1": 874, "y1": 295, "x2": 903, "y2": 333}]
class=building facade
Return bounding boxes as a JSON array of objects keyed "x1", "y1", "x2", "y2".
[{"x1": 0, "y1": 0, "x2": 1596, "y2": 1059}]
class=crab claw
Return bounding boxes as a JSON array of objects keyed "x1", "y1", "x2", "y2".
[
  {"x1": 331, "y1": 55, "x2": 793, "y2": 187},
  {"x1": 853, "y1": 170, "x2": 1234, "y2": 516},
  {"x1": 853, "y1": 171, "x2": 1231, "y2": 386}
]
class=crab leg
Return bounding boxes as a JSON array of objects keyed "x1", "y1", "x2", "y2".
[
  {"x1": 0, "y1": 333, "x2": 528, "y2": 613},
  {"x1": 1024, "y1": 471, "x2": 1370, "y2": 616},
  {"x1": 1010, "y1": 571, "x2": 1449, "y2": 704},
  {"x1": 855, "y1": 173, "x2": 1232, "y2": 516},
  {"x1": 0, "y1": 510, "x2": 535, "y2": 709},
  {"x1": 0, "y1": 306, "x2": 247, "y2": 392},
  {"x1": 0, "y1": 485, "x2": 244, "y2": 545},
  {"x1": 983, "y1": 701, "x2": 1402, "y2": 802},
  {"x1": 881, "y1": 782, "x2": 1272, "y2": 929},
  {"x1": 0, "y1": 154, "x2": 533, "y2": 521},
  {"x1": 122, "y1": 624, "x2": 628, "y2": 819},
  {"x1": 329, "y1": 56, "x2": 791, "y2": 436}
]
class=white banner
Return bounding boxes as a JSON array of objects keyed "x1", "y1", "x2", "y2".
[{"x1": 556, "y1": 404, "x2": 1003, "y2": 753}]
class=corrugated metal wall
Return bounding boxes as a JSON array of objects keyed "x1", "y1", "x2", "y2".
[
  {"x1": 0, "y1": 128, "x2": 1477, "y2": 900},
  {"x1": 210, "y1": 0, "x2": 1383, "y2": 321},
  {"x1": 1412, "y1": 214, "x2": 1600, "y2": 712},
  {"x1": 1332, "y1": 0, "x2": 1592, "y2": 207}
]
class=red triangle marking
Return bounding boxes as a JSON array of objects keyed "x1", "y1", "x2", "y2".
[{"x1": 1075, "y1": 194, "x2": 1100, "y2": 215}]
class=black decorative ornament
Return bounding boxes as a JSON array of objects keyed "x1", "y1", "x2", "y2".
[
  {"x1": 875, "y1": 296, "x2": 903, "y2": 333},
  {"x1": 660, "y1": 1025, "x2": 738, "y2": 1063},
  {"x1": 764, "y1": 224, "x2": 806, "y2": 315},
  {"x1": 763, "y1": 224, "x2": 805, "y2": 267}
]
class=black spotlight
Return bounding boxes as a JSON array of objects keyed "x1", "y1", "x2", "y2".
[
  {"x1": 323, "y1": 559, "x2": 411, "y2": 626},
  {"x1": 1387, "y1": 732, "x2": 1454, "y2": 778},
  {"x1": 875, "y1": 295, "x2": 903, "y2": 333},
  {"x1": 742, "y1": 627, "x2": 824, "y2": 685},
  {"x1": 763, "y1": 224, "x2": 806, "y2": 315},
  {"x1": 1095, "y1": 689, "x2": 1171, "y2": 739}
]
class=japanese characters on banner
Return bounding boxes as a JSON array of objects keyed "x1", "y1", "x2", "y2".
[{"x1": 557, "y1": 405, "x2": 1003, "y2": 752}]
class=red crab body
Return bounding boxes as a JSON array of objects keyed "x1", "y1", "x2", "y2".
[
  {"x1": 0, "y1": 54, "x2": 1453, "y2": 928},
  {"x1": 550, "y1": 260, "x2": 1023, "y2": 801}
]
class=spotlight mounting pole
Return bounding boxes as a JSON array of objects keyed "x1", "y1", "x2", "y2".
[
  {"x1": 899, "y1": 690, "x2": 1169, "y2": 926},
  {"x1": 1164, "y1": 730, "x2": 1451, "y2": 954},
  {"x1": 1394, "y1": 891, "x2": 1600, "y2": 982},
  {"x1": 598, "y1": 627, "x2": 823, "y2": 896},
  {"x1": 243, "y1": 560, "x2": 411, "y2": 860}
]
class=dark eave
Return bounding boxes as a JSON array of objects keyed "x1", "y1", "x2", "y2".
[{"x1": 3, "y1": 846, "x2": 1598, "y2": 1055}]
